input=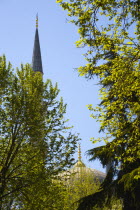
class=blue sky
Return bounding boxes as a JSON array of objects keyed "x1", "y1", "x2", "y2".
[{"x1": 0, "y1": 0, "x2": 105, "y2": 172}]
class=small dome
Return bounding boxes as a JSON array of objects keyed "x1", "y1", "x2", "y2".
[
  {"x1": 58, "y1": 144, "x2": 106, "y2": 183},
  {"x1": 69, "y1": 159, "x2": 106, "y2": 182}
]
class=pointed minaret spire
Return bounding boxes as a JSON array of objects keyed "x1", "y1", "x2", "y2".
[
  {"x1": 78, "y1": 143, "x2": 82, "y2": 161},
  {"x1": 32, "y1": 14, "x2": 43, "y2": 74}
]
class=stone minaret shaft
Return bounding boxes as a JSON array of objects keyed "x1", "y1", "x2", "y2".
[{"x1": 32, "y1": 14, "x2": 43, "y2": 74}]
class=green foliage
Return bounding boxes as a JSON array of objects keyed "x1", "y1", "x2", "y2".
[
  {"x1": 0, "y1": 55, "x2": 80, "y2": 209},
  {"x1": 64, "y1": 170, "x2": 100, "y2": 209},
  {"x1": 60, "y1": 169, "x2": 122, "y2": 210},
  {"x1": 57, "y1": 0, "x2": 140, "y2": 209}
]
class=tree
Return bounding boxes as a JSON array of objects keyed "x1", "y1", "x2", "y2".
[
  {"x1": 0, "y1": 55, "x2": 80, "y2": 209},
  {"x1": 59, "y1": 167, "x2": 122, "y2": 210},
  {"x1": 57, "y1": 1, "x2": 140, "y2": 209},
  {"x1": 63, "y1": 169, "x2": 100, "y2": 210}
]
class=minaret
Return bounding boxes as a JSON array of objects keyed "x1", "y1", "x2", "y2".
[{"x1": 32, "y1": 14, "x2": 43, "y2": 74}]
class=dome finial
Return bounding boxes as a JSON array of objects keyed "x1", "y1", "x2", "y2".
[
  {"x1": 36, "y1": 13, "x2": 38, "y2": 28},
  {"x1": 78, "y1": 143, "x2": 81, "y2": 161}
]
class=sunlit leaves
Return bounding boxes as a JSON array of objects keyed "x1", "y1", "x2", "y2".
[
  {"x1": 57, "y1": 0, "x2": 140, "y2": 209},
  {"x1": 0, "y1": 56, "x2": 80, "y2": 209}
]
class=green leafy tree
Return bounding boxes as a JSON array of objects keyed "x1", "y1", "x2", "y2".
[
  {"x1": 63, "y1": 170, "x2": 100, "y2": 210},
  {"x1": 0, "y1": 55, "x2": 80, "y2": 209},
  {"x1": 60, "y1": 169, "x2": 122, "y2": 210},
  {"x1": 57, "y1": 1, "x2": 140, "y2": 209}
]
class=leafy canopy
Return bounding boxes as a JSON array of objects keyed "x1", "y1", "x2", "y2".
[
  {"x1": 0, "y1": 55, "x2": 80, "y2": 209},
  {"x1": 57, "y1": 0, "x2": 140, "y2": 209}
]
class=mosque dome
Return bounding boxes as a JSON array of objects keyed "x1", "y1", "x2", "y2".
[{"x1": 59, "y1": 144, "x2": 106, "y2": 183}]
